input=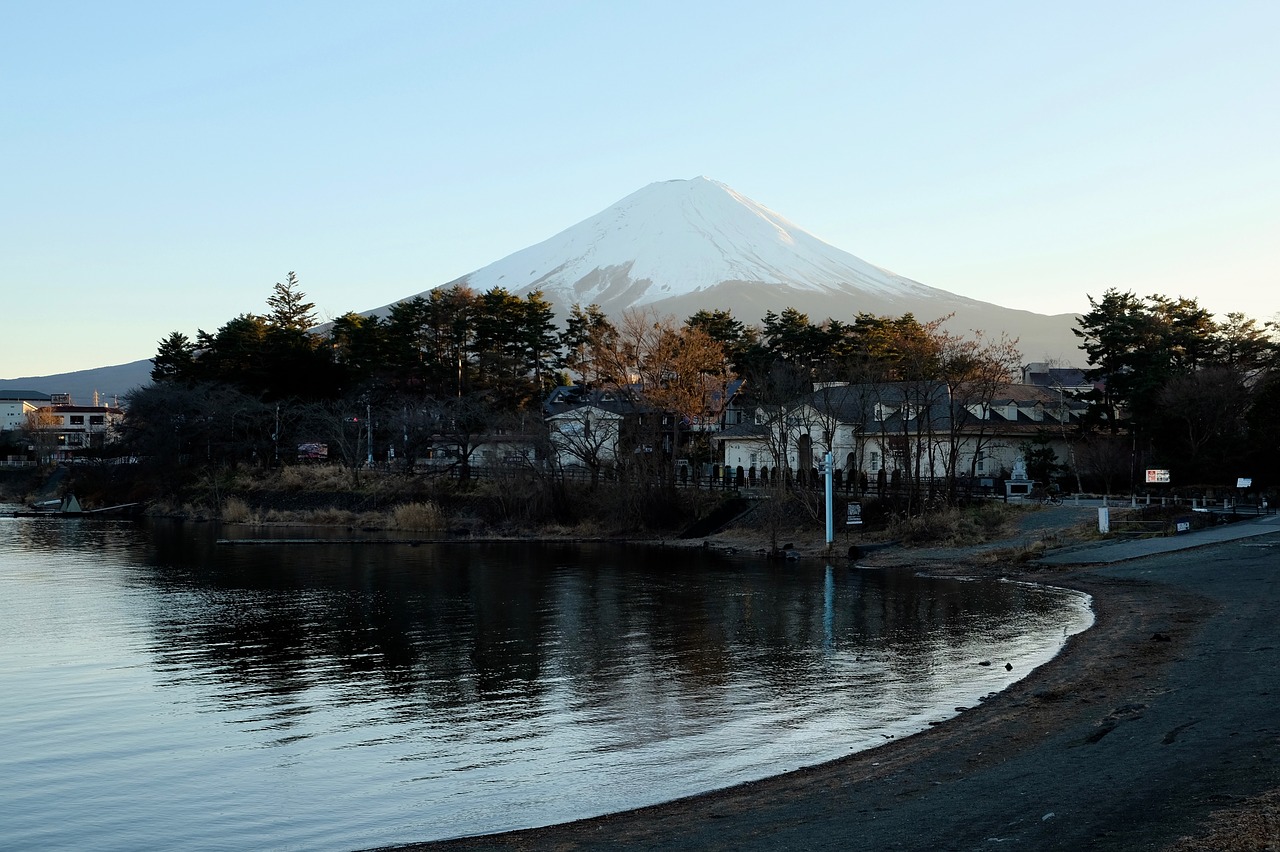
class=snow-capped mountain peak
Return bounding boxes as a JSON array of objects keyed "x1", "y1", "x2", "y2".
[
  {"x1": 384, "y1": 177, "x2": 1082, "y2": 362},
  {"x1": 436, "y1": 176, "x2": 942, "y2": 312}
]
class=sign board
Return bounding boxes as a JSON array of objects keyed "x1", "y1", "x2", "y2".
[
  {"x1": 1175, "y1": 520, "x2": 1191, "y2": 533},
  {"x1": 1237, "y1": 477, "x2": 1253, "y2": 489},
  {"x1": 1145, "y1": 469, "x2": 1171, "y2": 484},
  {"x1": 846, "y1": 502, "x2": 863, "y2": 525}
]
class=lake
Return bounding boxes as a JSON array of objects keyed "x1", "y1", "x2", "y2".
[{"x1": 0, "y1": 513, "x2": 1092, "y2": 851}]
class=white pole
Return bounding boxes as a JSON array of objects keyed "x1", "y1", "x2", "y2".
[{"x1": 825, "y1": 451, "x2": 834, "y2": 549}]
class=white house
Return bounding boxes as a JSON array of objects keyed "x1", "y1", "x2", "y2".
[
  {"x1": 0, "y1": 390, "x2": 51, "y2": 432},
  {"x1": 719, "y1": 381, "x2": 1084, "y2": 487},
  {"x1": 545, "y1": 403, "x2": 628, "y2": 474}
]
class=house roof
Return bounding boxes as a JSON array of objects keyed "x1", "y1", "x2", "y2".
[
  {"x1": 786, "y1": 381, "x2": 1083, "y2": 434},
  {"x1": 543, "y1": 384, "x2": 650, "y2": 416},
  {"x1": 545, "y1": 402, "x2": 630, "y2": 422},
  {"x1": 0, "y1": 390, "x2": 52, "y2": 402},
  {"x1": 711, "y1": 422, "x2": 770, "y2": 443},
  {"x1": 1023, "y1": 366, "x2": 1090, "y2": 388}
]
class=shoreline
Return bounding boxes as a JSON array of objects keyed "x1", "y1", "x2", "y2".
[{"x1": 382, "y1": 527, "x2": 1280, "y2": 851}]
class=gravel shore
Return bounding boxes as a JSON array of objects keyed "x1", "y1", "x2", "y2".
[{"x1": 384, "y1": 518, "x2": 1280, "y2": 851}]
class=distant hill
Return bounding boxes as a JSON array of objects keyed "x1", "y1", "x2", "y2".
[
  {"x1": 372, "y1": 177, "x2": 1084, "y2": 364},
  {"x1": 0, "y1": 359, "x2": 152, "y2": 406}
]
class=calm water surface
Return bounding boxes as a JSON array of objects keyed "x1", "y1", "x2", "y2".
[{"x1": 0, "y1": 512, "x2": 1092, "y2": 851}]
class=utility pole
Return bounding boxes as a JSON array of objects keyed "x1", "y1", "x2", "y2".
[{"x1": 366, "y1": 403, "x2": 374, "y2": 468}]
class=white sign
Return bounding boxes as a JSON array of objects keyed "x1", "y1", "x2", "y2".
[
  {"x1": 846, "y1": 503, "x2": 863, "y2": 525},
  {"x1": 1145, "y1": 469, "x2": 1171, "y2": 484},
  {"x1": 1237, "y1": 477, "x2": 1253, "y2": 489}
]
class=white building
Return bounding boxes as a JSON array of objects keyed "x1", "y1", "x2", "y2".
[
  {"x1": 0, "y1": 390, "x2": 51, "y2": 432},
  {"x1": 717, "y1": 382, "x2": 1084, "y2": 487}
]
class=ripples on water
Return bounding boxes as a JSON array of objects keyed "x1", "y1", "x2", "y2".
[{"x1": 0, "y1": 514, "x2": 1092, "y2": 851}]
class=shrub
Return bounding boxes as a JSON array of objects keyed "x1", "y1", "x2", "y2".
[
  {"x1": 277, "y1": 464, "x2": 352, "y2": 492},
  {"x1": 220, "y1": 496, "x2": 252, "y2": 523},
  {"x1": 890, "y1": 504, "x2": 1016, "y2": 546},
  {"x1": 891, "y1": 508, "x2": 963, "y2": 544},
  {"x1": 391, "y1": 501, "x2": 444, "y2": 532},
  {"x1": 261, "y1": 507, "x2": 357, "y2": 526}
]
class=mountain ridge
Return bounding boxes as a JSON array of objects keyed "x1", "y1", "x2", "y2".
[{"x1": 0, "y1": 359, "x2": 152, "y2": 407}]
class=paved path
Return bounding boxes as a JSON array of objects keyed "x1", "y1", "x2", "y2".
[{"x1": 1037, "y1": 513, "x2": 1280, "y2": 565}]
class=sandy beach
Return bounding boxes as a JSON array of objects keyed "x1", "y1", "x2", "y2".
[{"x1": 377, "y1": 511, "x2": 1280, "y2": 851}]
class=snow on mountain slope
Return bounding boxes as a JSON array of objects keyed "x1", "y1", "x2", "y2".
[
  {"x1": 430, "y1": 177, "x2": 951, "y2": 312},
  {"x1": 383, "y1": 177, "x2": 1082, "y2": 362}
]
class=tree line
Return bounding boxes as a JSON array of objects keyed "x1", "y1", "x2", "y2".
[
  {"x1": 121, "y1": 273, "x2": 1279, "y2": 495},
  {"x1": 1073, "y1": 289, "x2": 1280, "y2": 489},
  {"x1": 125, "y1": 274, "x2": 1018, "y2": 484}
]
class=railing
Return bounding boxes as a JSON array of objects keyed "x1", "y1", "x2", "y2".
[
  {"x1": 398, "y1": 461, "x2": 1005, "y2": 502},
  {"x1": 1108, "y1": 518, "x2": 1173, "y2": 536},
  {"x1": 258, "y1": 460, "x2": 1280, "y2": 509}
]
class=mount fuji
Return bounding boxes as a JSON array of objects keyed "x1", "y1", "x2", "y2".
[{"x1": 392, "y1": 177, "x2": 1082, "y2": 362}]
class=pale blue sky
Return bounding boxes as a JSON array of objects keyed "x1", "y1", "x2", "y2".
[{"x1": 3, "y1": 1, "x2": 1277, "y2": 377}]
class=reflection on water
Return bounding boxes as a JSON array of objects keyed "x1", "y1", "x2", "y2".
[{"x1": 0, "y1": 515, "x2": 1092, "y2": 851}]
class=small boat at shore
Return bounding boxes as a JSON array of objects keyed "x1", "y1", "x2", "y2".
[{"x1": 2, "y1": 494, "x2": 139, "y2": 518}]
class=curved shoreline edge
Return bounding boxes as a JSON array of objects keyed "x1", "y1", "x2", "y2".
[{"x1": 379, "y1": 531, "x2": 1280, "y2": 851}]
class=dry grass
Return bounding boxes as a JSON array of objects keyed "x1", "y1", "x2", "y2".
[
  {"x1": 276, "y1": 464, "x2": 357, "y2": 492},
  {"x1": 539, "y1": 520, "x2": 608, "y2": 538},
  {"x1": 262, "y1": 507, "x2": 357, "y2": 526},
  {"x1": 1166, "y1": 788, "x2": 1280, "y2": 851},
  {"x1": 889, "y1": 505, "x2": 1017, "y2": 546},
  {"x1": 220, "y1": 496, "x2": 253, "y2": 523},
  {"x1": 390, "y1": 501, "x2": 444, "y2": 532}
]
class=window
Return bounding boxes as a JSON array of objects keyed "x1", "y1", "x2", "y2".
[
  {"x1": 70, "y1": 415, "x2": 84, "y2": 425},
  {"x1": 870, "y1": 451, "x2": 881, "y2": 471},
  {"x1": 976, "y1": 452, "x2": 986, "y2": 474},
  {"x1": 89, "y1": 415, "x2": 104, "y2": 426}
]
